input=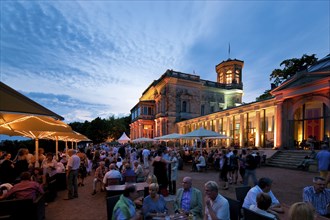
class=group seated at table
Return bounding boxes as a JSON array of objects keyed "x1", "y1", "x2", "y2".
[{"x1": 0, "y1": 172, "x2": 46, "y2": 220}]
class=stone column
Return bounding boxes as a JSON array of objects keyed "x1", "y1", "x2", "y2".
[
  {"x1": 215, "y1": 119, "x2": 219, "y2": 132},
  {"x1": 139, "y1": 123, "x2": 143, "y2": 138},
  {"x1": 206, "y1": 120, "x2": 211, "y2": 130},
  {"x1": 156, "y1": 119, "x2": 159, "y2": 137},
  {"x1": 240, "y1": 114, "x2": 245, "y2": 147},
  {"x1": 255, "y1": 111, "x2": 260, "y2": 147},
  {"x1": 274, "y1": 102, "x2": 283, "y2": 148},
  {"x1": 226, "y1": 116, "x2": 231, "y2": 146}
]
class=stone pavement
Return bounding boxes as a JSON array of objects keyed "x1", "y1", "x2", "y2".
[{"x1": 45, "y1": 164, "x2": 317, "y2": 220}]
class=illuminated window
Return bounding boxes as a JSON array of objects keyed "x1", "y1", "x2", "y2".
[{"x1": 226, "y1": 70, "x2": 233, "y2": 84}]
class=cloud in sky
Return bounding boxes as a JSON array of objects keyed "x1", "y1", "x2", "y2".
[{"x1": 1, "y1": 1, "x2": 329, "y2": 123}]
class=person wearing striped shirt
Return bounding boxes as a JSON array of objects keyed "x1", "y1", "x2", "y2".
[{"x1": 303, "y1": 176, "x2": 330, "y2": 217}]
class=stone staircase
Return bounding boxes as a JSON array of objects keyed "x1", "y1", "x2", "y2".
[{"x1": 266, "y1": 150, "x2": 314, "y2": 169}]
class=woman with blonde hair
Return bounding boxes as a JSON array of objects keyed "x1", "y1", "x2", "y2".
[
  {"x1": 288, "y1": 202, "x2": 315, "y2": 220},
  {"x1": 142, "y1": 183, "x2": 167, "y2": 220},
  {"x1": 146, "y1": 174, "x2": 158, "y2": 184}
]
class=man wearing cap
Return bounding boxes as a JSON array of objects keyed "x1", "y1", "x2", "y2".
[{"x1": 243, "y1": 177, "x2": 283, "y2": 213}]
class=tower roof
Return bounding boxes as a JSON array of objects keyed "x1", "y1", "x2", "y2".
[{"x1": 216, "y1": 58, "x2": 244, "y2": 68}]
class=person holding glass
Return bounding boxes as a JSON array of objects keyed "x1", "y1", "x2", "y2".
[{"x1": 142, "y1": 183, "x2": 168, "y2": 220}]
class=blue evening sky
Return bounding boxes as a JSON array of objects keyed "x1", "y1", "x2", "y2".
[{"x1": 1, "y1": 1, "x2": 329, "y2": 123}]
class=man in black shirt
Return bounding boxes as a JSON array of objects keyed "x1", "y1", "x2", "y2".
[{"x1": 243, "y1": 149, "x2": 258, "y2": 186}]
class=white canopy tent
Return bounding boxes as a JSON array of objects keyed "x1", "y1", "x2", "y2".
[
  {"x1": 118, "y1": 132, "x2": 130, "y2": 144},
  {"x1": 132, "y1": 137, "x2": 155, "y2": 143},
  {"x1": 154, "y1": 133, "x2": 183, "y2": 140},
  {"x1": 181, "y1": 127, "x2": 231, "y2": 151}
]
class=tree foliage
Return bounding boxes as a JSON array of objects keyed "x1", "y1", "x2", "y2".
[
  {"x1": 256, "y1": 89, "x2": 272, "y2": 102},
  {"x1": 69, "y1": 115, "x2": 131, "y2": 144},
  {"x1": 269, "y1": 54, "x2": 318, "y2": 85},
  {"x1": 256, "y1": 54, "x2": 318, "y2": 101}
]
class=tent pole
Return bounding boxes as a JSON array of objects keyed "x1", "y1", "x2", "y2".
[
  {"x1": 55, "y1": 136, "x2": 59, "y2": 161},
  {"x1": 35, "y1": 138, "x2": 39, "y2": 167}
]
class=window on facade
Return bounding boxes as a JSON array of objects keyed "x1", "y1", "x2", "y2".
[
  {"x1": 161, "y1": 99, "x2": 165, "y2": 113},
  {"x1": 210, "y1": 106, "x2": 214, "y2": 113},
  {"x1": 235, "y1": 70, "x2": 240, "y2": 83},
  {"x1": 148, "y1": 107, "x2": 153, "y2": 115},
  {"x1": 219, "y1": 73, "x2": 224, "y2": 83},
  {"x1": 201, "y1": 105, "x2": 205, "y2": 116},
  {"x1": 182, "y1": 101, "x2": 187, "y2": 112},
  {"x1": 226, "y1": 70, "x2": 233, "y2": 84}
]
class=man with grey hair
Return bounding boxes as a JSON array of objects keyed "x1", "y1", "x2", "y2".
[
  {"x1": 64, "y1": 149, "x2": 80, "y2": 200},
  {"x1": 103, "y1": 163, "x2": 122, "y2": 186},
  {"x1": 204, "y1": 180, "x2": 229, "y2": 220},
  {"x1": 303, "y1": 176, "x2": 330, "y2": 217},
  {"x1": 243, "y1": 177, "x2": 283, "y2": 213}
]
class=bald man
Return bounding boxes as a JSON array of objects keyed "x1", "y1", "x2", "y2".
[{"x1": 174, "y1": 176, "x2": 203, "y2": 219}]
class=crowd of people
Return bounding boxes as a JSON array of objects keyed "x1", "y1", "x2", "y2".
[{"x1": 1, "y1": 142, "x2": 330, "y2": 220}]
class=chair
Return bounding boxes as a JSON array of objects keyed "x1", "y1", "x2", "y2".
[
  {"x1": 0, "y1": 193, "x2": 45, "y2": 220},
  {"x1": 199, "y1": 165, "x2": 208, "y2": 172},
  {"x1": 124, "y1": 175, "x2": 137, "y2": 183},
  {"x1": 106, "y1": 195, "x2": 120, "y2": 220},
  {"x1": 223, "y1": 196, "x2": 241, "y2": 220},
  {"x1": 143, "y1": 170, "x2": 150, "y2": 182},
  {"x1": 144, "y1": 186, "x2": 149, "y2": 197},
  {"x1": 235, "y1": 185, "x2": 251, "y2": 207},
  {"x1": 107, "y1": 178, "x2": 121, "y2": 186},
  {"x1": 243, "y1": 207, "x2": 274, "y2": 220}
]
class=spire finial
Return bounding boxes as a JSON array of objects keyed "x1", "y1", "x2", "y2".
[{"x1": 228, "y1": 42, "x2": 231, "y2": 59}]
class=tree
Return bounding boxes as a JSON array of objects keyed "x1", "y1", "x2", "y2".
[
  {"x1": 256, "y1": 54, "x2": 318, "y2": 101},
  {"x1": 256, "y1": 89, "x2": 272, "y2": 101},
  {"x1": 68, "y1": 115, "x2": 131, "y2": 144},
  {"x1": 269, "y1": 54, "x2": 318, "y2": 85}
]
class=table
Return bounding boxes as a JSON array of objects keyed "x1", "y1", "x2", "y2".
[
  {"x1": 277, "y1": 204, "x2": 329, "y2": 220},
  {"x1": 152, "y1": 213, "x2": 189, "y2": 220},
  {"x1": 106, "y1": 182, "x2": 149, "y2": 197}
]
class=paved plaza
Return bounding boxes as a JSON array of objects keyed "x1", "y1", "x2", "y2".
[{"x1": 45, "y1": 164, "x2": 317, "y2": 220}]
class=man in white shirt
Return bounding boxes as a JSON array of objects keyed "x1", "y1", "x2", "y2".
[
  {"x1": 204, "y1": 180, "x2": 230, "y2": 220},
  {"x1": 196, "y1": 153, "x2": 206, "y2": 172},
  {"x1": 142, "y1": 147, "x2": 150, "y2": 169},
  {"x1": 65, "y1": 149, "x2": 80, "y2": 200},
  {"x1": 243, "y1": 177, "x2": 283, "y2": 213},
  {"x1": 103, "y1": 164, "x2": 122, "y2": 185}
]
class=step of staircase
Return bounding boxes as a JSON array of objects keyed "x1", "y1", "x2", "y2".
[{"x1": 266, "y1": 150, "x2": 315, "y2": 170}]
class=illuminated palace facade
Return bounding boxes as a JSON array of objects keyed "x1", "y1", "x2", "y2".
[{"x1": 130, "y1": 55, "x2": 330, "y2": 149}]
